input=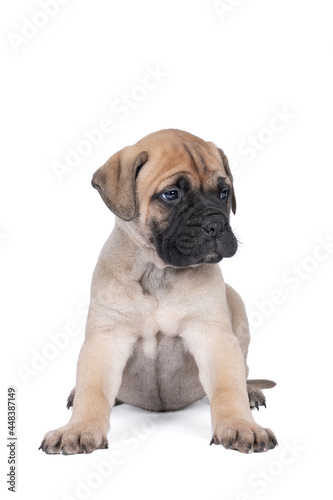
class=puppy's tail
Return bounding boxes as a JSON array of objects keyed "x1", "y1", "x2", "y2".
[{"x1": 247, "y1": 379, "x2": 276, "y2": 389}]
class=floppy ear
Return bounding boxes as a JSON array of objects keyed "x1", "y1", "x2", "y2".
[
  {"x1": 91, "y1": 148, "x2": 148, "y2": 221},
  {"x1": 217, "y1": 148, "x2": 236, "y2": 215}
]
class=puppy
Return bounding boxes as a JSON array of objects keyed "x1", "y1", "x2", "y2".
[{"x1": 40, "y1": 129, "x2": 277, "y2": 455}]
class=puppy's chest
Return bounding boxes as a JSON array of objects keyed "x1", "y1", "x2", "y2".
[
  {"x1": 138, "y1": 265, "x2": 188, "y2": 348},
  {"x1": 139, "y1": 264, "x2": 170, "y2": 297}
]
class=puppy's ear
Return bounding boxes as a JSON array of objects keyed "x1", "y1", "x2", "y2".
[
  {"x1": 217, "y1": 148, "x2": 236, "y2": 215},
  {"x1": 92, "y1": 148, "x2": 148, "y2": 221}
]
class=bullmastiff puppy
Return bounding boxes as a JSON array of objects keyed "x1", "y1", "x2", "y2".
[{"x1": 40, "y1": 129, "x2": 277, "y2": 455}]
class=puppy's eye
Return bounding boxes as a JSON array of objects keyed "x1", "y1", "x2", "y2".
[
  {"x1": 161, "y1": 190, "x2": 179, "y2": 201},
  {"x1": 220, "y1": 189, "x2": 229, "y2": 200}
]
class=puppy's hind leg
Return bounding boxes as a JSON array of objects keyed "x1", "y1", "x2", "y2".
[
  {"x1": 66, "y1": 387, "x2": 75, "y2": 409},
  {"x1": 247, "y1": 379, "x2": 276, "y2": 410}
]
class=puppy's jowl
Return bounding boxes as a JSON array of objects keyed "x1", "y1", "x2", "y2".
[{"x1": 40, "y1": 129, "x2": 277, "y2": 455}]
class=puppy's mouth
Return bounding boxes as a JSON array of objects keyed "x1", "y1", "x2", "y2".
[
  {"x1": 198, "y1": 250, "x2": 223, "y2": 264},
  {"x1": 151, "y1": 226, "x2": 238, "y2": 268},
  {"x1": 176, "y1": 235, "x2": 237, "y2": 266}
]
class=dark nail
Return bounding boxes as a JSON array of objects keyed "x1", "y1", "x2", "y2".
[
  {"x1": 259, "y1": 441, "x2": 266, "y2": 452},
  {"x1": 269, "y1": 437, "x2": 278, "y2": 448}
]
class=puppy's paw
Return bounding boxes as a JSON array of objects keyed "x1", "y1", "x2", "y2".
[
  {"x1": 39, "y1": 423, "x2": 108, "y2": 455},
  {"x1": 247, "y1": 385, "x2": 266, "y2": 410},
  {"x1": 210, "y1": 419, "x2": 277, "y2": 454}
]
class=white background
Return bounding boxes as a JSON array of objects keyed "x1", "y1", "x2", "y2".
[{"x1": 1, "y1": 1, "x2": 332, "y2": 499}]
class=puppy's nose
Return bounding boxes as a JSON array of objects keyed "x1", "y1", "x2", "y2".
[{"x1": 202, "y1": 220, "x2": 224, "y2": 238}]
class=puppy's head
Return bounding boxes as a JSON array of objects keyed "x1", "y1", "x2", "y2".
[{"x1": 92, "y1": 129, "x2": 238, "y2": 267}]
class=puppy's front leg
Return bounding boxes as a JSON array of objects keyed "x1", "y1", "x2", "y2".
[
  {"x1": 182, "y1": 324, "x2": 277, "y2": 453},
  {"x1": 40, "y1": 332, "x2": 135, "y2": 455}
]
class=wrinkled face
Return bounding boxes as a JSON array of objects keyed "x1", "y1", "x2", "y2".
[
  {"x1": 92, "y1": 129, "x2": 238, "y2": 268},
  {"x1": 134, "y1": 135, "x2": 238, "y2": 268},
  {"x1": 146, "y1": 174, "x2": 237, "y2": 267}
]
